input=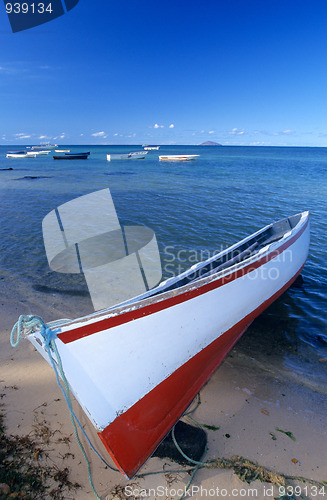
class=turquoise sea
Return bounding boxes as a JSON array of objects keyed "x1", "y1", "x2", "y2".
[{"x1": 0, "y1": 145, "x2": 326, "y2": 390}]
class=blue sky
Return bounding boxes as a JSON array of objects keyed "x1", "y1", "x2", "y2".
[{"x1": 1, "y1": 0, "x2": 327, "y2": 146}]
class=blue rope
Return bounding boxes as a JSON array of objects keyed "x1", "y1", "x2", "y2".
[
  {"x1": 41, "y1": 324, "x2": 58, "y2": 349},
  {"x1": 44, "y1": 339, "x2": 101, "y2": 500},
  {"x1": 10, "y1": 314, "x2": 44, "y2": 347},
  {"x1": 10, "y1": 314, "x2": 105, "y2": 500},
  {"x1": 11, "y1": 314, "x2": 211, "y2": 498}
]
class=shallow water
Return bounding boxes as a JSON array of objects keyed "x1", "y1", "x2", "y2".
[{"x1": 0, "y1": 145, "x2": 326, "y2": 389}]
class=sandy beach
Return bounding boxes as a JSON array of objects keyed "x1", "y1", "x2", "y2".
[
  {"x1": 1, "y1": 278, "x2": 327, "y2": 500},
  {"x1": 2, "y1": 0, "x2": 327, "y2": 495}
]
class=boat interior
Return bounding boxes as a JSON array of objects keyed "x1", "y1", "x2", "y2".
[
  {"x1": 147, "y1": 213, "x2": 302, "y2": 297},
  {"x1": 51, "y1": 214, "x2": 303, "y2": 324}
]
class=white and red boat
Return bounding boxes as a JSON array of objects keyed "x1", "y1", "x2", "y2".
[{"x1": 24, "y1": 211, "x2": 309, "y2": 478}]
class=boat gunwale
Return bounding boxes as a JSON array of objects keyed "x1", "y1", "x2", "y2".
[{"x1": 54, "y1": 211, "x2": 309, "y2": 337}]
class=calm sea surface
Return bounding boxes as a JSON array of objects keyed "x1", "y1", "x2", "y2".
[{"x1": 0, "y1": 145, "x2": 326, "y2": 390}]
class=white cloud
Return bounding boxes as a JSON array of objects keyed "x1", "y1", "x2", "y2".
[
  {"x1": 91, "y1": 131, "x2": 107, "y2": 138},
  {"x1": 273, "y1": 129, "x2": 294, "y2": 136},
  {"x1": 0, "y1": 64, "x2": 26, "y2": 75},
  {"x1": 209, "y1": 130, "x2": 215, "y2": 134},
  {"x1": 113, "y1": 133, "x2": 118, "y2": 136},
  {"x1": 169, "y1": 124, "x2": 174, "y2": 128},
  {"x1": 14, "y1": 133, "x2": 31, "y2": 139},
  {"x1": 153, "y1": 123, "x2": 164, "y2": 129},
  {"x1": 39, "y1": 135, "x2": 47, "y2": 139},
  {"x1": 229, "y1": 128, "x2": 245, "y2": 135}
]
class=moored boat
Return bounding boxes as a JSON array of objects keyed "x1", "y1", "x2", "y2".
[
  {"x1": 27, "y1": 150, "x2": 50, "y2": 155},
  {"x1": 6, "y1": 150, "x2": 26, "y2": 155},
  {"x1": 53, "y1": 153, "x2": 89, "y2": 160},
  {"x1": 106, "y1": 151, "x2": 147, "y2": 161},
  {"x1": 144, "y1": 146, "x2": 160, "y2": 150},
  {"x1": 32, "y1": 143, "x2": 57, "y2": 150},
  {"x1": 107, "y1": 153, "x2": 130, "y2": 161},
  {"x1": 6, "y1": 152, "x2": 36, "y2": 158},
  {"x1": 55, "y1": 149, "x2": 70, "y2": 153},
  {"x1": 129, "y1": 151, "x2": 148, "y2": 159},
  {"x1": 159, "y1": 154, "x2": 199, "y2": 161},
  {"x1": 16, "y1": 209, "x2": 310, "y2": 478}
]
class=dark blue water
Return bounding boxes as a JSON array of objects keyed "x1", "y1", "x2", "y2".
[{"x1": 0, "y1": 145, "x2": 326, "y2": 389}]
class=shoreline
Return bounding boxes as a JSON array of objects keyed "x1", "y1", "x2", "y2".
[{"x1": 1, "y1": 291, "x2": 327, "y2": 499}]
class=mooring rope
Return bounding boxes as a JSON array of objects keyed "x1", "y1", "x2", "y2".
[
  {"x1": 10, "y1": 314, "x2": 45, "y2": 347},
  {"x1": 10, "y1": 314, "x2": 106, "y2": 499},
  {"x1": 11, "y1": 315, "x2": 321, "y2": 500},
  {"x1": 10, "y1": 314, "x2": 209, "y2": 499}
]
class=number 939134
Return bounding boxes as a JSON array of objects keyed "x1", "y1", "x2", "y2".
[{"x1": 5, "y1": 3, "x2": 53, "y2": 14}]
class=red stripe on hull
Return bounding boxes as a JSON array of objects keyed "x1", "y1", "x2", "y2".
[{"x1": 98, "y1": 266, "x2": 304, "y2": 478}]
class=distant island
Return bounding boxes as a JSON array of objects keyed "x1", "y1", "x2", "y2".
[{"x1": 198, "y1": 141, "x2": 222, "y2": 146}]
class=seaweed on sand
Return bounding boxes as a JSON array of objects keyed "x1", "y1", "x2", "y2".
[{"x1": 0, "y1": 406, "x2": 80, "y2": 499}]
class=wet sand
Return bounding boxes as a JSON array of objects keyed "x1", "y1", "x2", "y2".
[{"x1": 1, "y1": 284, "x2": 327, "y2": 499}]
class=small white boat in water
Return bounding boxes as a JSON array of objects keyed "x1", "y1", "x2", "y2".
[
  {"x1": 107, "y1": 153, "x2": 131, "y2": 161},
  {"x1": 55, "y1": 149, "x2": 70, "y2": 153},
  {"x1": 107, "y1": 151, "x2": 148, "y2": 161},
  {"x1": 27, "y1": 150, "x2": 50, "y2": 156},
  {"x1": 31, "y1": 144, "x2": 57, "y2": 150},
  {"x1": 129, "y1": 151, "x2": 148, "y2": 159},
  {"x1": 159, "y1": 154, "x2": 199, "y2": 161},
  {"x1": 17, "y1": 204, "x2": 310, "y2": 479},
  {"x1": 6, "y1": 152, "x2": 36, "y2": 158},
  {"x1": 144, "y1": 146, "x2": 160, "y2": 150}
]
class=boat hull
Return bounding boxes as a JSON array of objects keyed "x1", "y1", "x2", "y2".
[
  {"x1": 53, "y1": 154, "x2": 89, "y2": 160},
  {"x1": 27, "y1": 212, "x2": 310, "y2": 478},
  {"x1": 99, "y1": 265, "x2": 303, "y2": 476},
  {"x1": 159, "y1": 155, "x2": 199, "y2": 161},
  {"x1": 129, "y1": 151, "x2": 147, "y2": 159},
  {"x1": 27, "y1": 151, "x2": 50, "y2": 155},
  {"x1": 6, "y1": 153, "x2": 36, "y2": 158},
  {"x1": 107, "y1": 152, "x2": 147, "y2": 161},
  {"x1": 107, "y1": 153, "x2": 131, "y2": 161},
  {"x1": 32, "y1": 144, "x2": 57, "y2": 149}
]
